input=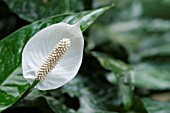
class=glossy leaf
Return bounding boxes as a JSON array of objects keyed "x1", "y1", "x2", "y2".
[
  {"x1": 107, "y1": 63, "x2": 170, "y2": 90},
  {"x1": 55, "y1": 75, "x2": 119, "y2": 113},
  {"x1": 133, "y1": 63, "x2": 170, "y2": 90},
  {"x1": 91, "y1": 52, "x2": 131, "y2": 74},
  {"x1": 19, "y1": 90, "x2": 64, "y2": 113},
  {"x1": 3, "y1": 96, "x2": 71, "y2": 113},
  {"x1": 91, "y1": 52, "x2": 134, "y2": 110},
  {"x1": 4, "y1": 0, "x2": 84, "y2": 22},
  {"x1": 142, "y1": 98, "x2": 170, "y2": 113},
  {"x1": 0, "y1": 67, "x2": 28, "y2": 111},
  {"x1": 135, "y1": 44, "x2": 170, "y2": 61},
  {"x1": 118, "y1": 72, "x2": 134, "y2": 110},
  {"x1": 0, "y1": 5, "x2": 114, "y2": 112},
  {"x1": 45, "y1": 96, "x2": 75, "y2": 113}
]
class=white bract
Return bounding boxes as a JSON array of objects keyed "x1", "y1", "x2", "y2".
[{"x1": 22, "y1": 21, "x2": 84, "y2": 90}]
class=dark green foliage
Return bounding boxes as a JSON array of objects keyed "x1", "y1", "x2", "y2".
[{"x1": 1, "y1": 0, "x2": 170, "y2": 113}]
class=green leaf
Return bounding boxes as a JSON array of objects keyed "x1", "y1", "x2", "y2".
[
  {"x1": 91, "y1": 52, "x2": 134, "y2": 110},
  {"x1": 132, "y1": 98, "x2": 148, "y2": 113},
  {"x1": 91, "y1": 52, "x2": 130, "y2": 74},
  {"x1": 107, "y1": 62, "x2": 170, "y2": 90},
  {"x1": 142, "y1": 98, "x2": 170, "y2": 113},
  {"x1": 16, "y1": 89, "x2": 74, "y2": 113},
  {"x1": 133, "y1": 63, "x2": 170, "y2": 90},
  {"x1": 0, "y1": 5, "x2": 114, "y2": 112},
  {"x1": 4, "y1": 96, "x2": 71, "y2": 113},
  {"x1": 0, "y1": 67, "x2": 28, "y2": 111},
  {"x1": 57, "y1": 75, "x2": 119, "y2": 113},
  {"x1": 118, "y1": 72, "x2": 134, "y2": 110},
  {"x1": 135, "y1": 44, "x2": 170, "y2": 61},
  {"x1": 45, "y1": 96, "x2": 75, "y2": 113},
  {"x1": 4, "y1": 0, "x2": 84, "y2": 22}
]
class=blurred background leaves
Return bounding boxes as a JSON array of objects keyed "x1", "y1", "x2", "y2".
[
  {"x1": 4, "y1": 0, "x2": 84, "y2": 22},
  {"x1": 1, "y1": 0, "x2": 170, "y2": 113}
]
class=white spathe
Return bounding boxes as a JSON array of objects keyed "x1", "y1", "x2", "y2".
[{"x1": 22, "y1": 21, "x2": 84, "y2": 90}]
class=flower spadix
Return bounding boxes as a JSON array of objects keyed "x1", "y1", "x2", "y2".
[{"x1": 22, "y1": 22, "x2": 84, "y2": 90}]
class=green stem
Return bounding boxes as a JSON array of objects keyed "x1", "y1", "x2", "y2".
[{"x1": 16, "y1": 79, "x2": 39, "y2": 103}]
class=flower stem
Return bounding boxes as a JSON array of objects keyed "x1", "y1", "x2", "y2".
[{"x1": 16, "y1": 79, "x2": 39, "y2": 103}]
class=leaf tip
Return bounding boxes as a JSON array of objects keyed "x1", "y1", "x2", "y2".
[{"x1": 75, "y1": 20, "x2": 81, "y2": 28}]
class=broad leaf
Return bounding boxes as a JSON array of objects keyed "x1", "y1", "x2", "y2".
[
  {"x1": 15, "y1": 89, "x2": 75, "y2": 113},
  {"x1": 91, "y1": 52, "x2": 134, "y2": 110},
  {"x1": 0, "y1": 67, "x2": 28, "y2": 111},
  {"x1": 142, "y1": 98, "x2": 170, "y2": 113},
  {"x1": 107, "y1": 62, "x2": 170, "y2": 90},
  {"x1": 45, "y1": 96, "x2": 75, "y2": 113},
  {"x1": 91, "y1": 52, "x2": 131, "y2": 74},
  {"x1": 50, "y1": 74, "x2": 119, "y2": 113},
  {"x1": 135, "y1": 44, "x2": 170, "y2": 62},
  {"x1": 3, "y1": 96, "x2": 72, "y2": 113},
  {"x1": 0, "y1": 5, "x2": 114, "y2": 112},
  {"x1": 133, "y1": 63, "x2": 170, "y2": 90},
  {"x1": 4, "y1": 0, "x2": 84, "y2": 22}
]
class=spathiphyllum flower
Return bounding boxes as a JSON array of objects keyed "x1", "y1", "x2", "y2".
[{"x1": 22, "y1": 21, "x2": 84, "y2": 90}]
